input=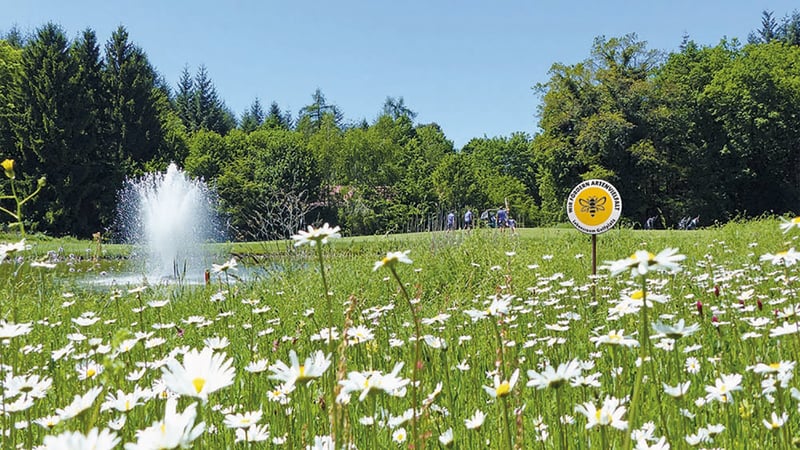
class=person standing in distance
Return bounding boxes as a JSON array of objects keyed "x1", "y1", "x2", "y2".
[
  {"x1": 496, "y1": 206, "x2": 508, "y2": 231},
  {"x1": 463, "y1": 208, "x2": 473, "y2": 230}
]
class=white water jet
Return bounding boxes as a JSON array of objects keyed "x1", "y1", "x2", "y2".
[{"x1": 117, "y1": 163, "x2": 220, "y2": 281}]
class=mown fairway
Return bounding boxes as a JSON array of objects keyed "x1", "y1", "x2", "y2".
[{"x1": 1, "y1": 218, "x2": 798, "y2": 449}]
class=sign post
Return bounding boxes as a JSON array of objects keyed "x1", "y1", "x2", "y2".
[{"x1": 566, "y1": 179, "x2": 622, "y2": 275}]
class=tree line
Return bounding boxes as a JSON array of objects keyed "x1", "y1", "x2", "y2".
[{"x1": 0, "y1": 10, "x2": 798, "y2": 238}]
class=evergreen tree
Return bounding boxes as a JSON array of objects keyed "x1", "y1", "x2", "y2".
[
  {"x1": 175, "y1": 65, "x2": 194, "y2": 130},
  {"x1": 70, "y1": 28, "x2": 118, "y2": 232},
  {"x1": 103, "y1": 26, "x2": 162, "y2": 174},
  {"x1": 239, "y1": 97, "x2": 264, "y2": 132},
  {"x1": 2, "y1": 26, "x2": 25, "y2": 48},
  {"x1": 14, "y1": 23, "x2": 91, "y2": 233},
  {"x1": 778, "y1": 10, "x2": 800, "y2": 45},
  {"x1": 749, "y1": 10, "x2": 779, "y2": 43},
  {"x1": 382, "y1": 96, "x2": 417, "y2": 120},
  {"x1": 192, "y1": 64, "x2": 233, "y2": 134},
  {"x1": 298, "y1": 88, "x2": 343, "y2": 134},
  {"x1": 193, "y1": 65, "x2": 216, "y2": 131},
  {"x1": 249, "y1": 97, "x2": 265, "y2": 125},
  {"x1": 264, "y1": 101, "x2": 292, "y2": 129}
]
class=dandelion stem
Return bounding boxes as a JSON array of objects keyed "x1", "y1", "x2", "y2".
[
  {"x1": 491, "y1": 317, "x2": 507, "y2": 376},
  {"x1": 314, "y1": 243, "x2": 339, "y2": 443},
  {"x1": 10, "y1": 178, "x2": 25, "y2": 236},
  {"x1": 555, "y1": 388, "x2": 567, "y2": 450},
  {"x1": 389, "y1": 265, "x2": 422, "y2": 450},
  {"x1": 441, "y1": 346, "x2": 456, "y2": 425},
  {"x1": 601, "y1": 425, "x2": 608, "y2": 450},
  {"x1": 0, "y1": 345, "x2": 6, "y2": 446},
  {"x1": 502, "y1": 396, "x2": 514, "y2": 450},
  {"x1": 646, "y1": 340, "x2": 671, "y2": 443},
  {"x1": 623, "y1": 275, "x2": 650, "y2": 450}
]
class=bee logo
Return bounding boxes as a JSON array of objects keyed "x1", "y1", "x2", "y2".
[{"x1": 579, "y1": 195, "x2": 607, "y2": 217}]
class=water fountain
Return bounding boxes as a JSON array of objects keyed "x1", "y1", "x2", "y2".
[{"x1": 115, "y1": 163, "x2": 221, "y2": 284}]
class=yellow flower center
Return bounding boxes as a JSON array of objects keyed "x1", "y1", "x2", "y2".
[
  {"x1": 609, "y1": 333, "x2": 621, "y2": 342},
  {"x1": 595, "y1": 409, "x2": 602, "y2": 422},
  {"x1": 298, "y1": 365, "x2": 307, "y2": 380},
  {"x1": 770, "y1": 362, "x2": 781, "y2": 370},
  {"x1": 631, "y1": 290, "x2": 644, "y2": 300},
  {"x1": 793, "y1": 217, "x2": 800, "y2": 224},
  {"x1": 496, "y1": 381, "x2": 511, "y2": 397},
  {"x1": 86, "y1": 368, "x2": 96, "y2": 378},
  {"x1": 630, "y1": 252, "x2": 655, "y2": 261},
  {"x1": 125, "y1": 400, "x2": 131, "y2": 411},
  {"x1": 192, "y1": 377, "x2": 206, "y2": 393}
]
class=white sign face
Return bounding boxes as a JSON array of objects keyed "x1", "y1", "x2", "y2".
[{"x1": 566, "y1": 179, "x2": 622, "y2": 235}]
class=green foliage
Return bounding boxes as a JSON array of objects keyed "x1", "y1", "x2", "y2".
[
  {"x1": 0, "y1": 40, "x2": 22, "y2": 157},
  {"x1": 431, "y1": 153, "x2": 486, "y2": 210},
  {"x1": 238, "y1": 97, "x2": 264, "y2": 132},
  {"x1": 533, "y1": 28, "x2": 800, "y2": 228},
  {"x1": 297, "y1": 88, "x2": 343, "y2": 135},
  {"x1": 184, "y1": 129, "x2": 228, "y2": 180},
  {"x1": 749, "y1": 9, "x2": 800, "y2": 45},
  {"x1": 382, "y1": 95, "x2": 417, "y2": 120},
  {"x1": 175, "y1": 64, "x2": 234, "y2": 135},
  {"x1": 215, "y1": 128, "x2": 322, "y2": 239},
  {"x1": 4, "y1": 11, "x2": 800, "y2": 238},
  {"x1": 701, "y1": 42, "x2": 800, "y2": 215},
  {"x1": 104, "y1": 26, "x2": 163, "y2": 175},
  {"x1": 12, "y1": 24, "x2": 119, "y2": 235}
]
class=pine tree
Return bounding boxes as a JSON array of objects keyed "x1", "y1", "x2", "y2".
[
  {"x1": 103, "y1": 26, "x2": 162, "y2": 173},
  {"x1": 382, "y1": 96, "x2": 417, "y2": 120},
  {"x1": 264, "y1": 101, "x2": 292, "y2": 129},
  {"x1": 298, "y1": 88, "x2": 343, "y2": 133},
  {"x1": 175, "y1": 65, "x2": 194, "y2": 130},
  {"x1": 15, "y1": 23, "x2": 84, "y2": 233},
  {"x1": 70, "y1": 28, "x2": 117, "y2": 233},
  {"x1": 2, "y1": 26, "x2": 25, "y2": 47},
  {"x1": 240, "y1": 97, "x2": 264, "y2": 132},
  {"x1": 749, "y1": 10, "x2": 779, "y2": 43}
]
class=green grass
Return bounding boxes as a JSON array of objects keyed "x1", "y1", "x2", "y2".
[{"x1": 1, "y1": 217, "x2": 798, "y2": 449}]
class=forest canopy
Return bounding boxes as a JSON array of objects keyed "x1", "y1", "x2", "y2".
[{"x1": 1, "y1": 10, "x2": 799, "y2": 238}]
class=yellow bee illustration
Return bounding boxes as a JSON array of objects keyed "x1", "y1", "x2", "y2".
[{"x1": 579, "y1": 195, "x2": 606, "y2": 217}]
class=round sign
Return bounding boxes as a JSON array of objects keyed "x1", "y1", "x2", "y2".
[{"x1": 566, "y1": 179, "x2": 622, "y2": 234}]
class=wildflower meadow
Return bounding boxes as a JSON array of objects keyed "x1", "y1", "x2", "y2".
[{"x1": 2, "y1": 218, "x2": 800, "y2": 449}]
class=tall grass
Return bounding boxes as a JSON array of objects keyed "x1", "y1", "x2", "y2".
[{"x1": 0, "y1": 218, "x2": 796, "y2": 448}]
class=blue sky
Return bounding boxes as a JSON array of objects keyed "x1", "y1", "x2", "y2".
[{"x1": 2, "y1": 1, "x2": 797, "y2": 148}]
